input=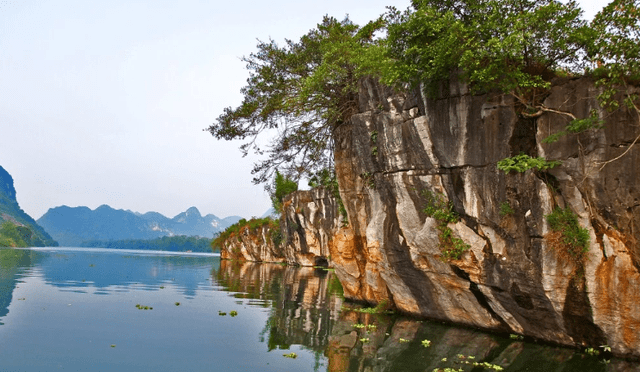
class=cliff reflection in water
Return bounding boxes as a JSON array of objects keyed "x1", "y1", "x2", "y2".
[
  {"x1": 214, "y1": 259, "x2": 343, "y2": 353},
  {"x1": 214, "y1": 260, "x2": 637, "y2": 372}
]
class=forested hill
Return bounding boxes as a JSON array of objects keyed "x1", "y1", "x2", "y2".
[{"x1": 0, "y1": 166, "x2": 58, "y2": 247}]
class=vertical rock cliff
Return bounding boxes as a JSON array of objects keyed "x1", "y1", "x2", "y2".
[
  {"x1": 218, "y1": 187, "x2": 345, "y2": 267},
  {"x1": 330, "y1": 76, "x2": 640, "y2": 357}
]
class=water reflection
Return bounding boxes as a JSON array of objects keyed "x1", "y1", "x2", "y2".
[
  {"x1": 214, "y1": 260, "x2": 343, "y2": 354},
  {"x1": 214, "y1": 259, "x2": 637, "y2": 372},
  {"x1": 28, "y1": 248, "x2": 217, "y2": 297},
  {"x1": 1, "y1": 249, "x2": 637, "y2": 371},
  {"x1": 0, "y1": 249, "x2": 41, "y2": 322}
]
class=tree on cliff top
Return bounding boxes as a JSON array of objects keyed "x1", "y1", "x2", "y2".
[
  {"x1": 206, "y1": 16, "x2": 384, "y2": 185},
  {"x1": 383, "y1": 0, "x2": 590, "y2": 103}
]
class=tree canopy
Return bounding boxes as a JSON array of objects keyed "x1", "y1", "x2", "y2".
[
  {"x1": 206, "y1": 16, "x2": 383, "y2": 185},
  {"x1": 383, "y1": 0, "x2": 590, "y2": 103},
  {"x1": 208, "y1": 0, "x2": 640, "y2": 183}
]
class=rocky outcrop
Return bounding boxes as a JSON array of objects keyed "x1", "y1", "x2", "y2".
[
  {"x1": 218, "y1": 187, "x2": 345, "y2": 267},
  {"x1": 281, "y1": 187, "x2": 345, "y2": 266},
  {"x1": 218, "y1": 223, "x2": 286, "y2": 263},
  {"x1": 0, "y1": 165, "x2": 57, "y2": 246},
  {"x1": 330, "y1": 76, "x2": 640, "y2": 357}
]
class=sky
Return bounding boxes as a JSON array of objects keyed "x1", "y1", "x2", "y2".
[{"x1": 0, "y1": 0, "x2": 605, "y2": 221}]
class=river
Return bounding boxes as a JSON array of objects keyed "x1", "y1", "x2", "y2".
[{"x1": 0, "y1": 247, "x2": 636, "y2": 371}]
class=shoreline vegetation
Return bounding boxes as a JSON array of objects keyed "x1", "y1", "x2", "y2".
[
  {"x1": 0, "y1": 220, "x2": 51, "y2": 248},
  {"x1": 81, "y1": 235, "x2": 214, "y2": 252},
  {"x1": 211, "y1": 217, "x2": 280, "y2": 251}
]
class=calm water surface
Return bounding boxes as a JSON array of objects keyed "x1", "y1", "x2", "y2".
[{"x1": 0, "y1": 247, "x2": 636, "y2": 371}]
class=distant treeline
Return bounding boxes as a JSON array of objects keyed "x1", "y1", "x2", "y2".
[{"x1": 81, "y1": 235, "x2": 214, "y2": 252}]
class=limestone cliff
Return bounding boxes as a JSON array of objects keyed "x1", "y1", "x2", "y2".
[
  {"x1": 330, "y1": 76, "x2": 640, "y2": 357},
  {"x1": 218, "y1": 222, "x2": 285, "y2": 263},
  {"x1": 280, "y1": 187, "x2": 344, "y2": 266},
  {"x1": 218, "y1": 187, "x2": 344, "y2": 267}
]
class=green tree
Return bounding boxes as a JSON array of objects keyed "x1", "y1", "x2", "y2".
[
  {"x1": 0, "y1": 221, "x2": 28, "y2": 247},
  {"x1": 384, "y1": 0, "x2": 589, "y2": 103},
  {"x1": 206, "y1": 16, "x2": 384, "y2": 185},
  {"x1": 271, "y1": 171, "x2": 298, "y2": 214}
]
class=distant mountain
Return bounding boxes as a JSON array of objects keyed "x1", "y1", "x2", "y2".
[
  {"x1": 261, "y1": 207, "x2": 277, "y2": 218},
  {"x1": 37, "y1": 204, "x2": 243, "y2": 247},
  {"x1": 0, "y1": 166, "x2": 57, "y2": 246}
]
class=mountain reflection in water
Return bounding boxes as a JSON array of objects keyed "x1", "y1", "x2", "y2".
[{"x1": 214, "y1": 260, "x2": 638, "y2": 372}]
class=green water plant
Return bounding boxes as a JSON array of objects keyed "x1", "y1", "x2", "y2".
[
  {"x1": 421, "y1": 339, "x2": 431, "y2": 347},
  {"x1": 283, "y1": 352, "x2": 297, "y2": 359},
  {"x1": 229, "y1": 310, "x2": 238, "y2": 317}
]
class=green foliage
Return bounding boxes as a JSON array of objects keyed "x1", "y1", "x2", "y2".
[
  {"x1": 497, "y1": 154, "x2": 561, "y2": 173},
  {"x1": 207, "y1": 16, "x2": 385, "y2": 185},
  {"x1": 359, "y1": 172, "x2": 375, "y2": 189},
  {"x1": 384, "y1": 0, "x2": 588, "y2": 98},
  {"x1": 589, "y1": 0, "x2": 640, "y2": 111},
  {"x1": 499, "y1": 202, "x2": 514, "y2": 216},
  {"x1": 327, "y1": 273, "x2": 344, "y2": 298},
  {"x1": 0, "y1": 221, "x2": 28, "y2": 247},
  {"x1": 433, "y1": 353, "x2": 504, "y2": 371},
  {"x1": 81, "y1": 235, "x2": 213, "y2": 252},
  {"x1": 542, "y1": 111, "x2": 605, "y2": 143},
  {"x1": 271, "y1": 170, "x2": 298, "y2": 214},
  {"x1": 545, "y1": 207, "x2": 590, "y2": 261},
  {"x1": 423, "y1": 191, "x2": 458, "y2": 223},
  {"x1": 423, "y1": 190, "x2": 470, "y2": 261},
  {"x1": 309, "y1": 168, "x2": 348, "y2": 224},
  {"x1": 211, "y1": 217, "x2": 280, "y2": 251}
]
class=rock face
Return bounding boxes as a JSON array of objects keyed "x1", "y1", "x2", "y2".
[
  {"x1": 218, "y1": 223, "x2": 285, "y2": 263},
  {"x1": 330, "y1": 76, "x2": 640, "y2": 357},
  {"x1": 218, "y1": 187, "x2": 345, "y2": 267},
  {"x1": 0, "y1": 165, "x2": 57, "y2": 246},
  {"x1": 281, "y1": 187, "x2": 345, "y2": 266}
]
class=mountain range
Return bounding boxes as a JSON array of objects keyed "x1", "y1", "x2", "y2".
[
  {"x1": 0, "y1": 166, "x2": 58, "y2": 246},
  {"x1": 37, "y1": 205, "x2": 242, "y2": 247}
]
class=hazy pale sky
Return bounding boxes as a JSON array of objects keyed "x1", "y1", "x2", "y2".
[{"x1": 0, "y1": 0, "x2": 605, "y2": 220}]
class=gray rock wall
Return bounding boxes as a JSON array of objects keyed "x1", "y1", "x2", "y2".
[{"x1": 332, "y1": 76, "x2": 640, "y2": 357}]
